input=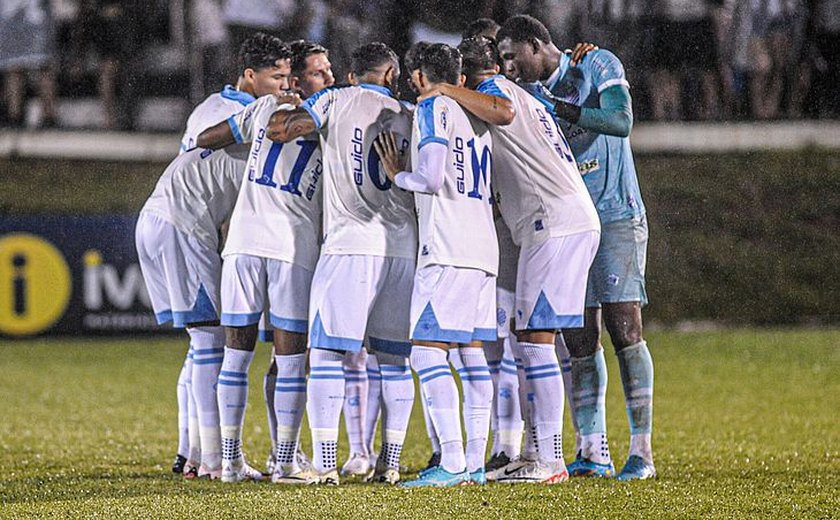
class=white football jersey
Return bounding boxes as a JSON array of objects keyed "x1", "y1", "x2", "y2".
[
  {"x1": 301, "y1": 84, "x2": 416, "y2": 259},
  {"x1": 223, "y1": 95, "x2": 323, "y2": 269},
  {"x1": 141, "y1": 145, "x2": 248, "y2": 250},
  {"x1": 409, "y1": 96, "x2": 498, "y2": 275},
  {"x1": 477, "y1": 75, "x2": 600, "y2": 247},
  {"x1": 180, "y1": 85, "x2": 255, "y2": 154}
]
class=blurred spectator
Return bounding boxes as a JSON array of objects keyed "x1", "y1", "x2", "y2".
[
  {"x1": 808, "y1": 0, "x2": 840, "y2": 118},
  {"x1": 190, "y1": 0, "x2": 229, "y2": 95},
  {"x1": 729, "y1": 0, "x2": 808, "y2": 120},
  {"x1": 222, "y1": 0, "x2": 293, "y2": 78},
  {"x1": 324, "y1": 0, "x2": 372, "y2": 83},
  {"x1": 641, "y1": 1, "x2": 724, "y2": 121},
  {"x1": 1, "y1": 0, "x2": 57, "y2": 128}
]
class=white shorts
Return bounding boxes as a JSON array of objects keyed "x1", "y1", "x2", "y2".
[
  {"x1": 220, "y1": 254, "x2": 313, "y2": 333},
  {"x1": 309, "y1": 254, "x2": 413, "y2": 356},
  {"x1": 135, "y1": 212, "x2": 221, "y2": 328},
  {"x1": 515, "y1": 231, "x2": 600, "y2": 331},
  {"x1": 410, "y1": 265, "x2": 497, "y2": 344},
  {"x1": 496, "y1": 287, "x2": 515, "y2": 339}
]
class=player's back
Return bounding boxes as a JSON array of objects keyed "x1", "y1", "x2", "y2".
[
  {"x1": 547, "y1": 49, "x2": 645, "y2": 224},
  {"x1": 224, "y1": 95, "x2": 323, "y2": 269},
  {"x1": 477, "y1": 75, "x2": 599, "y2": 247},
  {"x1": 181, "y1": 86, "x2": 255, "y2": 154},
  {"x1": 410, "y1": 95, "x2": 497, "y2": 275},
  {"x1": 141, "y1": 144, "x2": 248, "y2": 250},
  {"x1": 302, "y1": 84, "x2": 416, "y2": 259}
]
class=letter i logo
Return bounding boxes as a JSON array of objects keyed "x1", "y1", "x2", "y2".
[
  {"x1": 12, "y1": 254, "x2": 27, "y2": 316},
  {"x1": 0, "y1": 234, "x2": 71, "y2": 336}
]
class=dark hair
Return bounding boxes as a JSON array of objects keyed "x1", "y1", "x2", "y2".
[
  {"x1": 288, "y1": 40, "x2": 329, "y2": 75},
  {"x1": 497, "y1": 14, "x2": 552, "y2": 45},
  {"x1": 404, "y1": 41, "x2": 431, "y2": 73},
  {"x1": 239, "y1": 32, "x2": 292, "y2": 74},
  {"x1": 462, "y1": 18, "x2": 500, "y2": 40},
  {"x1": 350, "y1": 42, "x2": 399, "y2": 76},
  {"x1": 417, "y1": 43, "x2": 462, "y2": 85},
  {"x1": 458, "y1": 36, "x2": 500, "y2": 76}
]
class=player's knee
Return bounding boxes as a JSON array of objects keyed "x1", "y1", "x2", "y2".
[
  {"x1": 225, "y1": 325, "x2": 258, "y2": 350},
  {"x1": 273, "y1": 330, "x2": 307, "y2": 355},
  {"x1": 562, "y1": 327, "x2": 600, "y2": 357}
]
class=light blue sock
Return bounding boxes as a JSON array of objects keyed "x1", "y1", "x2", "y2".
[
  {"x1": 617, "y1": 341, "x2": 654, "y2": 462},
  {"x1": 571, "y1": 349, "x2": 611, "y2": 464}
]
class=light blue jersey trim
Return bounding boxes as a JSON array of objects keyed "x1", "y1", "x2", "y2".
[
  {"x1": 227, "y1": 116, "x2": 244, "y2": 144},
  {"x1": 417, "y1": 97, "x2": 446, "y2": 150},
  {"x1": 172, "y1": 284, "x2": 218, "y2": 328},
  {"x1": 220, "y1": 85, "x2": 255, "y2": 106},
  {"x1": 476, "y1": 75, "x2": 511, "y2": 100},
  {"x1": 472, "y1": 327, "x2": 497, "y2": 342},
  {"x1": 269, "y1": 314, "x2": 308, "y2": 334},
  {"x1": 301, "y1": 102, "x2": 322, "y2": 129},
  {"x1": 221, "y1": 311, "x2": 261, "y2": 327},
  {"x1": 359, "y1": 83, "x2": 393, "y2": 97},
  {"x1": 411, "y1": 303, "x2": 474, "y2": 344},
  {"x1": 302, "y1": 87, "x2": 334, "y2": 129},
  {"x1": 309, "y1": 312, "x2": 363, "y2": 352},
  {"x1": 525, "y1": 291, "x2": 584, "y2": 330}
]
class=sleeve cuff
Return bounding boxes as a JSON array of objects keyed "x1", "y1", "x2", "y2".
[
  {"x1": 597, "y1": 79, "x2": 630, "y2": 94},
  {"x1": 226, "y1": 116, "x2": 244, "y2": 144},
  {"x1": 301, "y1": 103, "x2": 322, "y2": 129},
  {"x1": 418, "y1": 136, "x2": 448, "y2": 149}
]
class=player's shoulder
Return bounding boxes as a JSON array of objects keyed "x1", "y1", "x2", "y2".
[{"x1": 580, "y1": 48, "x2": 624, "y2": 72}]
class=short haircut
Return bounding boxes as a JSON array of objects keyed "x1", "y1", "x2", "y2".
[
  {"x1": 404, "y1": 41, "x2": 431, "y2": 73},
  {"x1": 239, "y1": 32, "x2": 292, "y2": 73},
  {"x1": 462, "y1": 18, "x2": 500, "y2": 39},
  {"x1": 417, "y1": 43, "x2": 462, "y2": 85},
  {"x1": 350, "y1": 42, "x2": 399, "y2": 76},
  {"x1": 497, "y1": 14, "x2": 552, "y2": 45},
  {"x1": 288, "y1": 40, "x2": 329, "y2": 76},
  {"x1": 458, "y1": 36, "x2": 500, "y2": 76}
]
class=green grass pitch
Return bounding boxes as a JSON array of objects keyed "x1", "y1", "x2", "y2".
[{"x1": 2, "y1": 329, "x2": 839, "y2": 518}]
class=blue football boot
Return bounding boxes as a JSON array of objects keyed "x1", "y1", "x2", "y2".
[
  {"x1": 616, "y1": 455, "x2": 657, "y2": 481},
  {"x1": 567, "y1": 457, "x2": 616, "y2": 478},
  {"x1": 399, "y1": 466, "x2": 470, "y2": 488},
  {"x1": 468, "y1": 468, "x2": 487, "y2": 485}
]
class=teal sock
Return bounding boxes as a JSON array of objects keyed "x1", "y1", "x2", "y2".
[
  {"x1": 571, "y1": 349, "x2": 610, "y2": 464},
  {"x1": 617, "y1": 341, "x2": 654, "y2": 462}
]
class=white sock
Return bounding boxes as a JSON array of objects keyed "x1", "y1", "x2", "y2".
[
  {"x1": 264, "y1": 359, "x2": 277, "y2": 460},
  {"x1": 420, "y1": 383, "x2": 441, "y2": 455},
  {"x1": 511, "y1": 335, "x2": 537, "y2": 461},
  {"x1": 189, "y1": 326, "x2": 225, "y2": 469},
  {"x1": 376, "y1": 351, "x2": 414, "y2": 469},
  {"x1": 307, "y1": 348, "x2": 345, "y2": 472},
  {"x1": 176, "y1": 352, "x2": 190, "y2": 458},
  {"x1": 484, "y1": 339, "x2": 503, "y2": 454},
  {"x1": 450, "y1": 348, "x2": 492, "y2": 473},
  {"x1": 274, "y1": 353, "x2": 307, "y2": 467},
  {"x1": 496, "y1": 339, "x2": 523, "y2": 459},
  {"x1": 343, "y1": 350, "x2": 369, "y2": 456},
  {"x1": 555, "y1": 335, "x2": 581, "y2": 455},
  {"x1": 364, "y1": 354, "x2": 382, "y2": 456},
  {"x1": 518, "y1": 341, "x2": 565, "y2": 465},
  {"x1": 410, "y1": 346, "x2": 465, "y2": 474},
  {"x1": 217, "y1": 347, "x2": 254, "y2": 463},
  {"x1": 185, "y1": 348, "x2": 201, "y2": 463}
]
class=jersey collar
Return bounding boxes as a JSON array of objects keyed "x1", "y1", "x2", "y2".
[
  {"x1": 220, "y1": 85, "x2": 256, "y2": 106},
  {"x1": 543, "y1": 53, "x2": 570, "y2": 91},
  {"x1": 476, "y1": 74, "x2": 505, "y2": 91},
  {"x1": 358, "y1": 83, "x2": 393, "y2": 97}
]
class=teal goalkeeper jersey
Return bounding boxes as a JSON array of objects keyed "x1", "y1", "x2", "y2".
[{"x1": 545, "y1": 49, "x2": 645, "y2": 224}]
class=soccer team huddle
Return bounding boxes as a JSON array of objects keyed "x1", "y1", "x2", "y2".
[{"x1": 135, "y1": 13, "x2": 657, "y2": 488}]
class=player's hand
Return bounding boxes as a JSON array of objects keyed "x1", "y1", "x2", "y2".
[
  {"x1": 276, "y1": 91, "x2": 303, "y2": 107},
  {"x1": 567, "y1": 42, "x2": 598, "y2": 66},
  {"x1": 374, "y1": 131, "x2": 405, "y2": 182}
]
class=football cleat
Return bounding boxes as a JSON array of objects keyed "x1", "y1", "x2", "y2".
[
  {"x1": 182, "y1": 459, "x2": 200, "y2": 480},
  {"x1": 265, "y1": 451, "x2": 276, "y2": 476},
  {"x1": 365, "y1": 466, "x2": 401, "y2": 485},
  {"x1": 616, "y1": 455, "x2": 657, "y2": 481},
  {"x1": 221, "y1": 458, "x2": 265, "y2": 483},
  {"x1": 495, "y1": 460, "x2": 569, "y2": 484},
  {"x1": 485, "y1": 452, "x2": 512, "y2": 482},
  {"x1": 567, "y1": 457, "x2": 616, "y2": 478},
  {"x1": 296, "y1": 448, "x2": 312, "y2": 471},
  {"x1": 468, "y1": 468, "x2": 487, "y2": 485},
  {"x1": 172, "y1": 454, "x2": 188, "y2": 474},
  {"x1": 419, "y1": 452, "x2": 441, "y2": 476},
  {"x1": 399, "y1": 466, "x2": 470, "y2": 488},
  {"x1": 341, "y1": 453, "x2": 371, "y2": 476},
  {"x1": 317, "y1": 469, "x2": 340, "y2": 486},
  {"x1": 197, "y1": 464, "x2": 222, "y2": 480},
  {"x1": 272, "y1": 465, "x2": 320, "y2": 485}
]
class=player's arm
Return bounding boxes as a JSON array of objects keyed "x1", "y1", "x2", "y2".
[
  {"x1": 375, "y1": 132, "x2": 445, "y2": 194},
  {"x1": 196, "y1": 119, "x2": 236, "y2": 149},
  {"x1": 266, "y1": 108, "x2": 317, "y2": 142},
  {"x1": 520, "y1": 80, "x2": 632, "y2": 137},
  {"x1": 426, "y1": 83, "x2": 515, "y2": 126}
]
